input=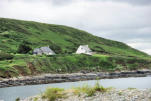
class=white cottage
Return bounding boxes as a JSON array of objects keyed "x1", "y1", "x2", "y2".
[
  {"x1": 76, "y1": 45, "x2": 93, "y2": 55},
  {"x1": 33, "y1": 46, "x2": 55, "y2": 55}
]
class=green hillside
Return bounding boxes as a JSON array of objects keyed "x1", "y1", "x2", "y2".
[
  {"x1": 0, "y1": 18, "x2": 151, "y2": 78},
  {"x1": 0, "y1": 18, "x2": 148, "y2": 56}
]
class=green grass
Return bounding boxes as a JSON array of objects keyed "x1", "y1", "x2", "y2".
[
  {"x1": 72, "y1": 82, "x2": 108, "y2": 97},
  {"x1": 42, "y1": 82, "x2": 109, "y2": 101},
  {"x1": 0, "y1": 53, "x2": 151, "y2": 78},
  {"x1": 0, "y1": 18, "x2": 151, "y2": 78},
  {"x1": 0, "y1": 51, "x2": 14, "y2": 60},
  {"x1": 15, "y1": 97, "x2": 20, "y2": 101},
  {"x1": 0, "y1": 17, "x2": 149, "y2": 57},
  {"x1": 93, "y1": 81, "x2": 108, "y2": 92},
  {"x1": 42, "y1": 87, "x2": 65, "y2": 101},
  {"x1": 41, "y1": 82, "x2": 108, "y2": 101},
  {"x1": 73, "y1": 85, "x2": 96, "y2": 96}
]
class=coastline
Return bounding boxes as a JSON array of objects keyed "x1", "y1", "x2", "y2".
[
  {"x1": 23, "y1": 88, "x2": 151, "y2": 101},
  {"x1": 0, "y1": 70, "x2": 151, "y2": 88}
]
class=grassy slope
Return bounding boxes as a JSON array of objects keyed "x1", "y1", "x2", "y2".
[
  {"x1": 0, "y1": 18, "x2": 148, "y2": 57},
  {"x1": 0, "y1": 18, "x2": 151, "y2": 78}
]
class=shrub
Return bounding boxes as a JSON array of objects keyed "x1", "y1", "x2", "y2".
[
  {"x1": 15, "y1": 97, "x2": 20, "y2": 101},
  {"x1": 118, "y1": 91, "x2": 122, "y2": 96},
  {"x1": 85, "y1": 87, "x2": 96, "y2": 96},
  {"x1": 73, "y1": 85, "x2": 95, "y2": 97},
  {"x1": 17, "y1": 43, "x2": 32, "y2": 54},
  {"x1": 73, "y1": 81, "x2": 108, "y2": 97},
  {"x1": 93, "y1": 81, "x2": 108, "y2": 92},
  {"x1": 41, "y1": 82, "x2": 109, "y2": 101},
  {"x1": 115, "y1": 64, "x2": 124, "y2": 71},
  {"x1": 33, "y1": 97, "x2": 38, "y2": 101},
  {"x1": 0, "y1": 51, "x2": 14, "y2": 60},
  {"x1": 127, "y1": 63, "x2": 139, "y2": 70},
  {"x1": 73, "y1": 82, "x2": 108, "y2": 97},
  {"x1": 49, "y1": 42, "x2": 62, "y2": 54},
  {"x1": 42, "y1": 87, "x2": 65, "y2": 101}
]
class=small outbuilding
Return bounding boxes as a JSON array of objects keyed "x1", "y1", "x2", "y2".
[
  {"x1": 33, "y1": 46, "x2": 55, "y2": 55},
  {"x1": 76, "y1": 45, "x2": 93, "y2": 55}
]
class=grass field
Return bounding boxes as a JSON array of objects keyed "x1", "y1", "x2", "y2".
[{"x1": 0, "y1": 18, "x2": 151, "y2": 78}]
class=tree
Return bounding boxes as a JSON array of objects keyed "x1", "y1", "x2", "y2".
[{"x1": 17, "y1": 43, "x2": 32, "y2": 54}]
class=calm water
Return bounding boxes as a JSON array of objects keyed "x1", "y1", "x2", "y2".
[{"x1": 0, "y1": 76, "x2": 151, "y2": 101}]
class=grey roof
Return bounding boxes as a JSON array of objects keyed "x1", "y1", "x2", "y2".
[
  {"x1": 33, "y1": 48, "x2": 43, "y2": 55},
  {"x1": 33, "y1": 46, "x2": 55, "y2": 55}
]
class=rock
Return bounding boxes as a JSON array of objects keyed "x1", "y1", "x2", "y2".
[
  {"x1": 0, "y1": 70, "x2": 151, "y2": 88},
  {"x1": 22, "y1": 89, "x2": 151, "y2": 101}
]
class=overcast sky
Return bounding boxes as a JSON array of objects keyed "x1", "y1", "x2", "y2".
[{"x1": 0, "y1": 0, "x2": 151, "y2": 54}]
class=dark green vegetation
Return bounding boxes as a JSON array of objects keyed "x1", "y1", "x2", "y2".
[{"x1": 0, "y1": 18, "x2": 151, "y2": 78}]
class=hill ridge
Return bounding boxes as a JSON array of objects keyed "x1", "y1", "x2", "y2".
[{"x1": 0, "y1": 17, "x2": 148, "y2": 57}]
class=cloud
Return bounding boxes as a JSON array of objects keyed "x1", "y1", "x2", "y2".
[
  {"x1": 114, "y1": 0, "x2": 151, "y2": 6},
  {"x1": 127, "y1": 41, "x2": 151, "y2": 55},
  {"x1": 87, "y1": 0, "x2": 151, "y2": 6},
  {"x1": 0, "y1": 0, "x2": 151, "y2": 54}
]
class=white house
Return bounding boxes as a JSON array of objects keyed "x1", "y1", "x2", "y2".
[
  {"x1": 33, "y1": 46, "x2": 55, "y2": 55},
  {"x1": 76, "y1": 45, "x2": 93, "y2": 55}
]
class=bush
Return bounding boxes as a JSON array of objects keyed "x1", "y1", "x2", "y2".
[
  {"x1": 0, "y1": 51, "x2": 14, "y2": 60},
  {"x1": 94, "y1": 81, "x2": 106, "y2": 92},
  {"x1": 42, "y1": 87, "x2": 65, "y2": 101},
  {"x1": 17, "y1": 43, "x2": 32, "y2": 54},
  {"x1": 115, "y1": 64, "x2": 124, "y2": 71},
  {"x1": 39, "y1": 82, "x2": 109, "y2": 100},
  {"x1": 49, "y1": 42, "x2": 62, "y2": 54},
  {"x1": 127, "y1": 63, "x2": 139, "y2": 70},
  {"x1": 73, "y1": 85, "x2": 95, "y2": 97},
  {"x1": 94, "y1": 81, "x2": 107, "y2": 92},
  {"x1": 15, "y1": 97, "x2": 20, "y2": 101},
  {"x1": 73, "y1": 82, "x2": 108, "y2": 97}
]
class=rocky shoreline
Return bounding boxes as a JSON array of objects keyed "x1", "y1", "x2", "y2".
[
  {"x1": 23, "y1": 89, "x2": 151, "y2": 101},
  {"x1": 0, "y1": 70, "x2": 151, "y2": 88}
]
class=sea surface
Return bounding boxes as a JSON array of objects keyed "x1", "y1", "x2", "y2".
[{"x1": 0, "y1": 76, "x2": 151, "y2": 101}]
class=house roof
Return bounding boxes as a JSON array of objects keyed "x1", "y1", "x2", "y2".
[
  {"x1": 33, "y1": 46, "x2": 55, "y2": 55},
  {"x1": 79, "y1": 45, "x2": 91, "y2": 51}
]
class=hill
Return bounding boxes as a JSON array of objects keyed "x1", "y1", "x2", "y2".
[
  {"x1": 0, "y1": 18, "x2": 148, "y2": 56},
  {"x1": 0, "y1": 18, "x2": 151, "y2": 78}
]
